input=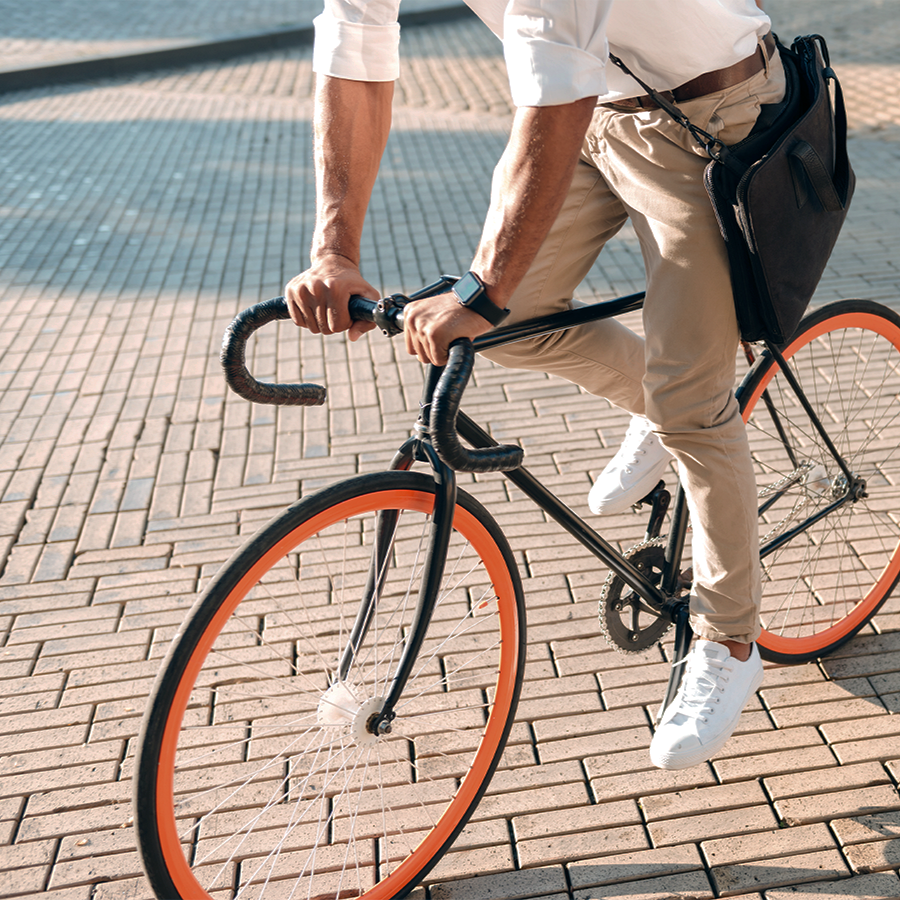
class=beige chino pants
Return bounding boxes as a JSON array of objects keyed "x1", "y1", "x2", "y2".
[{"x1": 481, "y1": 50, "x2": 786, "y2": 643}]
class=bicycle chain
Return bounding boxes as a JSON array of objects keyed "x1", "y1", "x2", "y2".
[
  {"x1": 756, "y1": 461, "x2": 835, "y2": 545},
  {"x1": 597, "y1": 465, "x2": 837, "y2": 653}
]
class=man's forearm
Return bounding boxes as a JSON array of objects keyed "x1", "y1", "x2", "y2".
[
  {"x1": 471, "y1": 97, "x2": 597, "y2": 307},
  {"x1": 311, "y1": 76, "x2": 394, "y2": 265},
  {"x1": 402, "y1": 96, "x2": 597, "y2": 366}
]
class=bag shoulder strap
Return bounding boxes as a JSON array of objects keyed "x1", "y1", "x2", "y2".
[
  {"x1": 793, "y1": 34, "x2": 854, "y2": 210},
  {"x1": 608, "y1": 53, "x2": 745, "y2": 175}
]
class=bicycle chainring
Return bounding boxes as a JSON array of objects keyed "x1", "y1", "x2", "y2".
[{"x1": 599, "y1": 538, "x2": 673, "y2": 653}]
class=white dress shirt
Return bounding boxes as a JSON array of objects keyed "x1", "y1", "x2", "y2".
[{"x1": 312, "y1": 0, "x2": 771, "y2": 107}]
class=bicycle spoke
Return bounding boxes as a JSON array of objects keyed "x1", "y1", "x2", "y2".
[
  {"x1": 740, "y1": 304, "x2": 900, "y2": 661},
  {"x1": 139, "y1": 472, "x2": 522, "y2": 899}
]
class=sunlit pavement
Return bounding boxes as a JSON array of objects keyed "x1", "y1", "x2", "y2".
[{"x1": 1, "y1": 2, "x2": 899, "y2": 897}]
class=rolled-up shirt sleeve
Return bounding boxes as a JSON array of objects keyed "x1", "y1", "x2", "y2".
[
  {"x1": 313, "y1": 0, "x2": 402, "y2": 82},
  {"x1": 503, "y1": 0, "x2": 613, "y2": 106}
]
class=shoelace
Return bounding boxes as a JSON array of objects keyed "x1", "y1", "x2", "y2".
[
  {"x1": 670, "y1": 654, "x2": 733, "y2": 723},
  {"x1": 612, "y1": 419, "x2": 654, "y2": 473}
]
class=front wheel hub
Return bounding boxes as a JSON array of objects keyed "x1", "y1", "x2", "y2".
[{"x1": 317, "y1": 682, "x2": 385, "y2": 746}]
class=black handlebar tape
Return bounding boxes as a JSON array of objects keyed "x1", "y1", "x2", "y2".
[
  {"x1": 348, "y1": 295, "x2": 377, "y2": 322},
  {"x1": 221, "y1": 297, "x2": 327, "y2": 406},
  {"x1": 431, "y1": 339, "x2": 524, "y2": 473}
]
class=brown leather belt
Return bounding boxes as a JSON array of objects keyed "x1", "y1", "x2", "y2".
[{"x1": 603, "y1": 32, "x2": 776, "y2": 112}]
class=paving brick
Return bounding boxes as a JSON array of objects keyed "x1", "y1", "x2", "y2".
[
  {"x1": 68, "y1": 552, "x2": 169, "y2": 579},
  {"x1": 538, "y1": 723, "x2": 654, "y2": 764},
  {"x1": 0, "y1": 741, "x2": 123, "y2": 779},
  {"x1": 7, "y1": 606, "x2": 119, "y2": 644},
  {"x1": 516, "y1": 823, "x2": 649, "y2": 868},
  {"x1": 702, "y1": 823, "x2": 837, "y2": 868},
  {"x1": 763, "y1": 873, "x2": 900, "y2": 900},
  {"x1": 530, "y1": 705, "x2": 643, "y2": 742},
  {"x1": 0, "y1": 861, "x2": 49, "y2": 897},
  {"x1": 764, "y1": 762, "x2": 892, "y2": 800},
  {"x1": 759, "y1": 678, "x2": 875, "y2": 708},
  {"x1": 0, "y1": 643, "x2": 37, "y2": 678},
  {"x1": 0, "y1": 724, "x2": 90, "y2": 757},
  {"x1": 647, "y1": 804, "x2": 780, "y2": 848},
  {"x1": 831, "y1": 808, "x2": 900, "y2": 849},
  {"x1": 0, "y1": 839, "x2": 56, "y2": 873},
  {"x1": 843, "y1": 834, "x2": 900, "y2": 874},
  {"x1": 775, "y1": 785, "x2": 900, "y2": 827},
  {"x1": 0, "y1": 761, "x2": 120, "y2": 802},
  {"x1": 821, "y1": 716, "x2": 900, "y2": 745},
  {"x1": 429, "y1": 866, "x2": 568, "y2": 900},
  {"x1": 641, "y1": 781, "x2": 769, "y2": 822},
  {"x1": 91, "y1": 877, "x2": 152, "y2": 899},
  {"x1": 831, "y1": 736, "x2": 900, "y2": 765},
  {"x1": 87, "y1": 713, "x2": 143, "y2": 743},
  {"x1": 487, "y1": 760, "x2": 584, "y2": 796},
  {"x1": 572, "y1": 871, "x2": 714, "y2": 900},
  {"x1": 513, "y1": 800, "x2": 641, "y2": 843},
  {"x1": 767, "y1": 696, "x2": 888, "y2": 729},
  {"x1": 23, "y1": 780, "x2": 132, "y2": 820},
  {"x1": 472, "y1": 782, "x2": 591, "y2": 822},
  {"x1": 710, "y1": 848, "x2": 849, "y2": 897},
  {"x1": 567, "y1": 844, "x2": 706, "y2": 891},
  {"x1": 47, "y1": 849, "x2": 144, "y2": 890}
]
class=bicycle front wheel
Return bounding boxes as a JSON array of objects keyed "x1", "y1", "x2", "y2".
[
  {"x1": 738, "y1": 300, "x2": 900, "y2": 663},
  {"x1": 135, "y1": 471, "x2": 525, "y2": 900}
]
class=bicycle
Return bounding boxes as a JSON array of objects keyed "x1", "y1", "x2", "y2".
[{"x1": 134, "y1": 277, "x2": 900, "y2": 900}]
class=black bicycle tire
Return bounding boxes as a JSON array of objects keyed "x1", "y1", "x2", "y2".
[
  {"x1": 135, "y1": 470, "x2": 526, "y2": 900},
  {"x1": 737, "y1": 299, "x2": 900, "y2": 664}
]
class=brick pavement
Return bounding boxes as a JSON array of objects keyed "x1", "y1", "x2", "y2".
[{"x1": 1, "y1": 1, "x2": 900, "y2": 898}]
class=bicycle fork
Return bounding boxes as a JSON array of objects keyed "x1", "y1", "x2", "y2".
[{"x1": 337, "y1": 371, "x2": 460, "y2": 738}]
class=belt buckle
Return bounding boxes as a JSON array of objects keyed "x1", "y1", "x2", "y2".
[{"x1": 605, "y1": 90, "x2": 675, "y2": 112}]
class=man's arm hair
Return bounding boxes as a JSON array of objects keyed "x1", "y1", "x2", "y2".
[
  {"x1": 282, "y1": 76, "x2": 392, "y2": 336},
  {"x1": 470, "y1": 98, "x2": 597, "y2": 307},
  {"x1": 311, "y1": 75, "x2": 393, "y2": 267}
]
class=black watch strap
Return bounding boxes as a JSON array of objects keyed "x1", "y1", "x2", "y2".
[{"x1": 452, "y1": 271, "x2": 510, "y2": 327}]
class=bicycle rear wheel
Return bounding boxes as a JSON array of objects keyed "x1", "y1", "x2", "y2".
[
  {"x1": 737, "y1": 300, "x2": 900, "y2": 663},
  {"x1": 135, "y1": 471, "x2": 525, "y2": 900}
]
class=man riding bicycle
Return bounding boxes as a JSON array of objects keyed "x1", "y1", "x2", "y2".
[{"x1": 285, "y1": 0, "x2": 782, "y2": 770}]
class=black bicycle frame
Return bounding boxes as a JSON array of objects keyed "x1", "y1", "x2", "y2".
[{"x1": 350, "y1": 290, "x2": 858, "y2": 731}]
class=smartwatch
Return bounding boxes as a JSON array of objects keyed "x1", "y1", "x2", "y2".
[{"x1": 452, "y1": 271, "x2": 510, "y2": 327}]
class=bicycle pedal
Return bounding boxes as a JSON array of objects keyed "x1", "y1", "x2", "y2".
[{"x1": 632, "y1": 479, "x2": 667, "y2": 510}]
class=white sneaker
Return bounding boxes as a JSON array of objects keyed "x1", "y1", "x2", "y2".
[
  {"x1": 588, "y1": 415, "x2": 671, "y2": 515},
  {"x1": 650, "y1": 640, "x2": 764, "y2": 770}
]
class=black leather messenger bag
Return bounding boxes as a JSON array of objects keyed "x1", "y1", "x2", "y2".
[{"x1": 612, "y1": 34, "x2": 855, "y2": 344}]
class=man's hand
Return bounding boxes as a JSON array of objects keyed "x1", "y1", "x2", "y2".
[
  {"x1": 286, "y1": 75, "x2": 392, "y2": 342},
  {"x1": 284, "y1": 254, "x2": 377, "y2": 342},
  {"x1": 404, "y1": 292, "x2": 493, "y2": 366}
]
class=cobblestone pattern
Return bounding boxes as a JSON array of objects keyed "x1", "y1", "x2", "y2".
[
  {"x1": 0, "y1": 0, "x2": 442, "y2": 69},
  {"x1": 0, "y1": 0, "x2": 312, "y2": 68},
  {"x1": 0, "y1": 3, "x2": 899, "y2": 899}
]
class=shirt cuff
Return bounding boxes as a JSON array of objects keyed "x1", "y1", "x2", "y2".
[
  {"x1": 504, "y1": 38, "x2": 607, "y2": 106},
  {"x1": 312, "y1": 12, "x2": 401, "y2": 82}
]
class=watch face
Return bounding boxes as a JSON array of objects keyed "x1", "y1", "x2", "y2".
[{"x1": 454, "y1": 271, "x2": 483, "y2": 304}]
